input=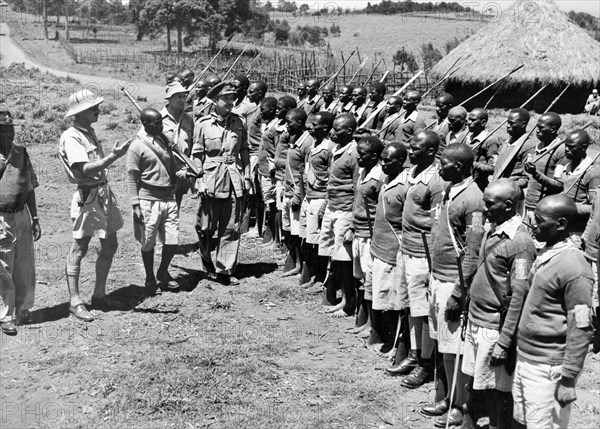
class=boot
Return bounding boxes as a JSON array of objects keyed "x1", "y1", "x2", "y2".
[
  {"x1": 386, "y1": 349, "x2": 420, "y2": 376},
  {"x1": 401, "y1": 355, "x2": 434, "y2": 388}
]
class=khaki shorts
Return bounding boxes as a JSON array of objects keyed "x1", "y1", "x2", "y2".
[
  {"x1": 136, "y1": 199, "x2": 179, "y2": 252},
  {"x1": 70, "y1": 184, "x2": 123, "y2": 239},
  {"x1": 371, "y1": 254, "x2": 406, "y2": 311},
  {"x1": 428, "y1": 276, "x2": 463, "y2": 354},
  {"x1": 512, "y1": 353, "x2": 573, "y2": 428},
  {"x1": 282, "y1": 197, "x2": 300, "y2": 235},
  {"x1": 318, "y1": 208, "x2": 352, "y2": 261},
  {"x1": 461, "y1": 321, "x2": 513, "y2": 392},
  {"x1": 403, "y1": 254, "x2": 430, "y2": 317},
  {"x1": 301, "y1": 198, "x2": 325, "y2": 244},
  {"x1": 352, "y1": 237, "x2": 373, "y2": 299}
]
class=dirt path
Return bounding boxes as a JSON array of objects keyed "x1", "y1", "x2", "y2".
[{"x1": 0, "y1": 22, "x2": 165, "y2": 106}]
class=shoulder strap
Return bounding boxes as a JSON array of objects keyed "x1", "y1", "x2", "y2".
[
  {"x1": 480, "y1": 232, "x2": 510, "y2": 309},
  {"x1": 140, "y1": 137, "x2": 176, "y2": 184}
]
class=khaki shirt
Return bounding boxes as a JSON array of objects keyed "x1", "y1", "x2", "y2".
[
  {"x1": 192, "y1": 113, "x2": 249, "y2": 198},
  {"x1": 59, "y1": 123, "x2": 106, "y2": 186},
  {"x1": 161, "y1": 107, "x2": 194, "y2": 156}
]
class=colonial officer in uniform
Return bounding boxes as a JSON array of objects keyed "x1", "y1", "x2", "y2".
[
  {"x1": 192, "y1": 83, "x2": 251, "y2": 285},
  {"x1": 59, "y1": 90, "x2": 130, "y2": 322}
]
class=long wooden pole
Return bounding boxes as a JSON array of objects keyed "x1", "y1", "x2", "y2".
[
  {"x1": 458, "y1": 64, "x2": 525, "y2": 106},
  {"x1": 222, "y1": 44, "x2": 249, "y2": 81}
]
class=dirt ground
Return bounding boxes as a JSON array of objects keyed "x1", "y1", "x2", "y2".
[{"x1": 0, "y1": 31, "x2": 599, "y2": 429}]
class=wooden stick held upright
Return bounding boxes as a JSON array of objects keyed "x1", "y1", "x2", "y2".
[{"x1": 222, "y1": 45, "x2": 249, "y2": 81}]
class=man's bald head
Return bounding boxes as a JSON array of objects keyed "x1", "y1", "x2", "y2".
[
  {"x1": 537, "y1": 195, "x2": 578, "y2": 225},
  {"x1": 436, "y1": 93, "x2": 455, "y2": 119},
  {"x1": 314, "y1": 111, "x2": 335, "y2": 128},
  {"x1": 485, "y1": 179, "x2": 521, "y2": 206},
  {"x1": 334, "y1": 113, "x2": 357, "y2": 130},
  {"x1": 566, "y1": 129, "x2": 590, "y2": 148},
  {"x1": 448, "y1": 106, "x2": 467, "y2": 119},
  {"x1": 539, "y1": 112, "x2": 561, "y2": 129},
  {"x1": 509, "y1": 108, "x2": 530, "y2": 123},
  {"x1": 384, "y1": 142, "x2": 407, "y2": 160},
  {"x1": 406, "y1": 91, "x2": 421, "y2": 102},
  {"x1": 286, "y1": 107, "x2": 307, "y2": 123},
  {"x1": 444, "y1": 142, "x2": 474, "y2": 165},
  {"x1": 417, "y1": 130, "x2": 440, "y2": 151},
  {"x1": 470, "y1": 108, "x2": 488, "y2": 122},
  {"x1": 140, "y1": 108, "x2": 163, "y2": 136},
  {"x1": 437, "y1": 93, "x2": 455, "y2": 105}
]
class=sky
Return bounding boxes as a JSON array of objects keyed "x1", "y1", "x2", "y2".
[{"x1": 311, "y1": 0, "x2": 600, "y2": 16}]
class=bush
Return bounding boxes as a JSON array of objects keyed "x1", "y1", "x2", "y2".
[
  {"x1": 420, "y1": 42, "x2": 443, "y2": 71},
  {"x1": 393, "y1": 48, "x2": 419, "y2": 72},
  {"x1": 330, "y1": 24, "x2": 341, "y2": 37}
]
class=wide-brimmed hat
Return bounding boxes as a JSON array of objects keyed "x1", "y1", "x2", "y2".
[
  {"x1": 207, "y1": 81, "x2": 237, "y2": 100},
  {"x1": 65, "y1": 89, "x2": 104, "y2": 118},
  {"x1": 0, "y1": 111, "x2": 21, "y2": 126},
  {"x1": 165, "y1": 81, "x2": 189, "y2": 99}
]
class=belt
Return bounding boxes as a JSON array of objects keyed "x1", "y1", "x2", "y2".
[
  {"x1": 208, "y1": 155, "x2": 236, "y2": 165},
  {"x1": 140, "y1": 182, "x2": 175, "y2": 192},
  {"x1": 0, "y1": 206, "x2": 25, "y2": 213},
  {"x1": 78, "y1": 180, "x2": 108, "y2": 190}
]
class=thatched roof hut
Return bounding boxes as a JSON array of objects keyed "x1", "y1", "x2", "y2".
[{"x1": 430, "y1": 0, "x2": 600, "y2": 113}]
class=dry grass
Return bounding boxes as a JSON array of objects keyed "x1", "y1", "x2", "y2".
[{"x1": 432, "y1": 0, "x2": 600, "y2": 88}]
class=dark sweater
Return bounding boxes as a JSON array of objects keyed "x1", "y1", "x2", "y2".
[
  {"x1": 556, "y1": 157, "x2": 600, "y2": 235},
  {"x1": 582, "y1": 187, "x2": 600, "y2": 262},
  {"x1": 326, "y1": 141, "x2": 359, "y2": 212},
  {"x1": 431, "y1": 178, "x2": 486, "y2": 298},
  {"x1": 401, "y1": 163, "x2": 446, "y2": 258},
  {"x1": 524, "y1": 138, "x2": 566, "y2": 209},
  {"x1": 257, "y1": 119, "x2": 279, "y2": 177},
  {"x1": 247, "y1": 108, "x2": 263, "y2": 157},
  {"x1": 518, "y1": 240, "x2": 594, "y2": 378},
  {"x1": 353, "y1": 164, "x2": 385, "y2": 238},
  {"x1": 469, "y1": 219, "x2": 537, "y2": 350},
  {"x1": 371, "y1": 172, "x2": 408, "y2": 265},
  {"x1": 273, "y1": 124, "x2": 290, "y2": 182},
  {"x1": 284, "y1": 131, "x2": 313, "y2": 203},
  {"x1": 466, "y1": 130, "x2": 500, "y2": 192},
  {"x1": 305, "y1": 139, "x2": 335, "y2": 200}
]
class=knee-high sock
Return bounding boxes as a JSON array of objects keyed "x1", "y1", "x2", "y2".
[
  {"x1": 434, "y1": 344, "x2": 448, "y2": 403},
  {"x1": 443, "y1": 354, "x2": 468, "y2": 407},
  {"x1": 381, "y1": 310, "x2": 400, "y2": 353},
  {"x1": 141, "y1": 250, "x2": 154, "y2": 280},
  {"x1": 316, "y1": 255, "x2": 328, "y2": 283},
  {"x1": 420, "y1": 319, "x2": 435, "y2": 361},
  {"x1": 409, "y1": 314, "x2": 424, "y2": 350}
]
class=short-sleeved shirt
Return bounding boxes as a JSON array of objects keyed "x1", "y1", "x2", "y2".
[
  {"x1": 0, "y1": 144, "x2": 39, "y2": 212},
  {"x1": 161, "y1": 107, "x2": 194, "y2": 156},
  {"x1": 59, "y1": 124, "x2": 106, "y2": 186},
  {"x1": 192, "y1": 113, "x2": 248, "y2": 198}
]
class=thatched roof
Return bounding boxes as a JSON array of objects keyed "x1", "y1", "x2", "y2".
[{"x1": 430, "y1": 0, "x2": 600, "y2": 88}]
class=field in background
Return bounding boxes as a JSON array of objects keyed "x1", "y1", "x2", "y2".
[{"x1": 4, "y1": 10, "x2": 483, "y2": 87}]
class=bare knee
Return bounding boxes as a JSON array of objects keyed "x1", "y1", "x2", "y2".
[{"x1": 68, "y1": 237, "x2": 91, "y2": 264}]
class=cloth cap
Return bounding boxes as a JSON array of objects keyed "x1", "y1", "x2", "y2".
[
  {"x1": 593, "y1": 89, "x2": 598, "y2": 94},
  {"x1": 65, "y1": 89, "x2": 104, "y2": 118},
  {"x1": 165, "y1": 81, "x2": 189, "y2": 99},
  {"x1": 0, "y1": 111, "x2": 20, "y2": 126}
]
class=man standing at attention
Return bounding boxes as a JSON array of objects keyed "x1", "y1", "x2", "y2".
[
  {"x1": 59, "y1": 90, "x2": 130, "y2": 322},
  {"x1": 0, "y1": 111, "x2": 41, "y2": 335},
  {"x1": 513, "y1": 195, "x2": 594, "y2": 429}
]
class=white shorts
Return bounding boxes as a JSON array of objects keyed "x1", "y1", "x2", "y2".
[
  {"x1": 135, "y1": 199, "x2": 179, "y2": 252},
  {"x1": 318, "y1": 208, "x2": 353, "y2": 261},
  {"x1": 352, "y1": 237, "x2": 373, "y2": 299},
  {"x1": 371, "y1": 254, "x2": 406, "y2": 311},
  {"x1": 461, "y1": 321, "x2": 513, "y2": 392},
  {"x1": 403, "y1": 254, "x2": 430, "y2": 317},
  {"x1": 282, "y1": 197, "x2": 300, "y2": 235},
  {"x1": 428, "y1": 276, "x2": 463, "y2": 354},
  {"x1": 512, "y1": 353, "x2": 573, "y2": 428},
  {"x1": 301, "y1": 198, "x2": 325, "y2": 244}
]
